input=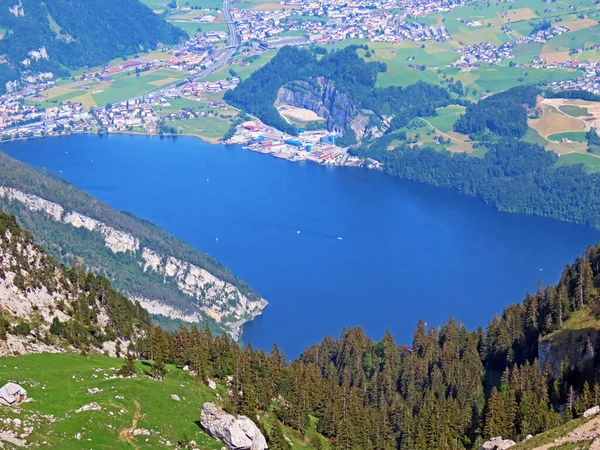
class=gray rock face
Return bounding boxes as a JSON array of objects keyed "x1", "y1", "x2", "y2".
[
  {"x1": 200, "y1": 402, "x2": 267, "y2": 450},
  {"x1": 481, "y1": 436, "x2": 516, "y2": 450},
  {"x1": 275, "y1": 77, "x2": 379, "y2": 141}
]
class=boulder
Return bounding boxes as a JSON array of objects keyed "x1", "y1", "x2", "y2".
[
  {"x1": 0, "y1": 383, "x2": 27, "y2": 407},
  {"x1": 200, "y1": 402, "x2": 267, "y2": 450},
  {"x1": 481, "y1": 436, "x2": 516, "y2": 450},
  {"x1": 171, "y1": 394, "x2": 180, "y2": 402},
  {"x1": 584, "y1": 406, "x2": 600, "y2": 418},
  {"x1": 208, "y1": 379, "x2": 217, "y2": 390}
]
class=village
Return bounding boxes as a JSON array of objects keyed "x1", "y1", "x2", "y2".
[{"x1": 0, "y1": 0, "x2": 599, "y2": 146}]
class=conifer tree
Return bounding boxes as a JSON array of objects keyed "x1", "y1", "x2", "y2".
[
  {"x1": 268, "y1": 421, "x2": 291, "y2": 450},
  {"x1": 118, "y1": 352, "x2": 136, "y2": 377}
]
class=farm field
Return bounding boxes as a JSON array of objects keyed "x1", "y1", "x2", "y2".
[
  {"x1": 426, "y1": 105, "x2": 466, "y2": 133},
  {"x1": 171, "y1": 116, "x2": 233, "y2": 142},
  {"x1": 547, "y1": 131, "x2": 587, "y2": 142},
  {"x1": 26, "y1": 69, "x2": 187, "y2": 109},
  {"x1": 559, "y1": 105, "x2": 592, "y2": 117},
  {"x1": 92, "y1": 70, "x2": 187, "y2": 106},
  {"x1": 556, "y1": 152, "x2": 600, "y2": 173}
]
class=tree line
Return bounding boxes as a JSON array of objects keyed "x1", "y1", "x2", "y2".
[
  {"x1": 4, "y1": 205, "x2": 600, "y2": 449},
  {"x1": 351, "y1": 137, "x2": 600, "y2": 230}
]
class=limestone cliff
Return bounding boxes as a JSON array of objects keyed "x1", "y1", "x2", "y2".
[
  {"x1": 0, "y1": 186, "x2": 266, "y2": 340},
  {"x1": 275, "y1": 77, "x2": 384, "y2": 141},
  {"x1": 0, "y1": 212, "x2": 148, "y2": 356}
]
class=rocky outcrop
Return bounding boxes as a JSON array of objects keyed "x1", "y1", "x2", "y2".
[
  {"x1": 275, "y1": 77, "x2": 382, "y2": 141},
  {"x1": 200, "y1": 402, "x2": 267, "y2": 450},
  {"x1": 0, "y1": 186, "x2": 267, "y2": 339},
  {"x1": 481, "y1": 436, "x2": 516, "y2": 450},
  {"x1": 585, "y1": 406, "x2": 600, "y2": 418},
  {"x1": 538, "y1": 331, "x2": 597, "y2": 376},
  {"x1": 0, "y1": 221, "x2": 130, "y2": 357}
]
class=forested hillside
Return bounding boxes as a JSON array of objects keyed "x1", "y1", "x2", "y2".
[
  {"x1": 0, "y1": 210, "x2": 151, "y2": 353},
  {"x1": 354, "y1": 125, "x2": 600, "y2": 230},
  {"x1": 3, "y1": 187, "x2": 600, "y2": 448},
  {"x1": 0, "y1": 0, "x2": 186, "y2": 92},
  {"x1": 225, "y1": 46, "x2": 454, "y2": 138},
  {"x1": 454, "y1": 86, "x2": 540, "y2": 138},
  {"x1": 0, "y1": 151, "x2": 264, "y2": 337},
  {"x1": 126, "y1": 243, "x2": 600, "y2": 449}
]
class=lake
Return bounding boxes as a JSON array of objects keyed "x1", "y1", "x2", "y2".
[{"x1": 3, "y1": 134, "x2": 600, "y2": 357}]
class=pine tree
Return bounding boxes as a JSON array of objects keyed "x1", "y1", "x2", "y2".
[
  {"x1": 269, "y1": 421, "x2": 291, "y2": 450},
  {"x1": 118, "y1": 352, "x2": 136, "y2": 377}
]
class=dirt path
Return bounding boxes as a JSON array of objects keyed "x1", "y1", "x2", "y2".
[
  {"x1": 119, "y1": 399, "x2": 141, "y2": 449},
  {"x1": 531, "y1": 415, "x2": 600, "y2": 450}
]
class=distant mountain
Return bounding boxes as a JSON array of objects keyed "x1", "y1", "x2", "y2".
[
  {"x1": 0, "y1": 0, "x2": 186, "y2": 92},
  {"x1": 0, "y1": 151, "x2": 266, "y2": 339}
]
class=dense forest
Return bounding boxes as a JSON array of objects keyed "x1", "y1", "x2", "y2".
[
  {"x1": 0, "y1": 0, "x2": 186, "y2": 91},
  {"x1": 4, "y1": 202, "x2": 600, "y2": 449},
  {"x1": 114, "y1": 243, "x2": 600, "y2": 449},
  {"x1": 454, "y1": 86, "x2": 540, "y2": 138},
  {"x1": 225, "y1": 46, "x2": 453, "y2": 137},
  {"x1": 352, "y1": 138, "x2": 600, "y2": 230}
]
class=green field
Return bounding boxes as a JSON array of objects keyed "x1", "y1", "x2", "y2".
[
  {"x1": 93, "y1": 70, "x2": 187, "y2": 106},
  {"x1": 546, "y1": 25, "x2": 600, "y2": 50},
  {"x1": 426, "y1": 105, "x2": 466, "y2": 133},
  {"x1": 547, "y1": 131, "x2": 587, "y2": 142},
  {"x1": 0, "y1": 353, "x2": 324, "y2": 449},
  {"x1": 556, "y1": 152, "x2": 600, "y2": 173},
  {"x1": 172, "y1": 116, "x2": 233, "y2": 140},
  {"x1": 512, "y1": 42, "x2": 544, "y2": 64},
  {"x1": 559, "y1": 105, "x2": 592, "y2": 117},
  {"x1": 0, "y1": 353, "x2": 222, "y2": 449}
]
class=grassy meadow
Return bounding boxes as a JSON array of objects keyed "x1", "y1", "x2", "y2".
[{"x1": 0, "y1": 353, "x2": 326, "y2": 450}]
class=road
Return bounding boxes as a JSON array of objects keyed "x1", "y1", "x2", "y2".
[{"x1": 125, "y1": 0, "x2": 240, "y2": 104}]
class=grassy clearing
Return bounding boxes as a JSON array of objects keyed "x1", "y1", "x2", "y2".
[
  {"x1": 556, "y1": 153, "x2": 600, "y2": 173},
  {"x1": 426, "y1": 105, "x2": 466, "y2": 133},
  {"x1": 547, "y1": 131, "x2": 587, "y2": 142},
  {"x1": 0, "y1": 353, "x2": 324, "y2": 450},
  {"x1": 172, "y1": 116, "x2": 232, "y2": 141},
  {"x1": 559, "y1": 105, "x2": 592, "y2": 117},
  {"x1": 0, "y1": 353, "x2": 223, "y2": 449},
  {"x1": 92, "y1": 70, "x2": 187, "y2": 105}
]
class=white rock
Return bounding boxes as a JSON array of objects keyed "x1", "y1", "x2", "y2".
[
  {"x1": 481, "y1": 436, "x2": 516, "y2": 450},
  {"x1": 208, "y1": 379, "x2": 217, "y2": 390},
  {"x1": 171, "y1": 394, "x2": 180, "y2": 402},
  {"x1": 584, "y1": 405, "x2": 600, "y2": 418},
  {"x1": 75, "y1": 403, "x2": 101, "y2": 414},
  {"x1": 74, "y1": 433, "x2": 82, "y2": 440},
  {"x1": 200, "y1": 402, "x2": 267, "y2": 450}
]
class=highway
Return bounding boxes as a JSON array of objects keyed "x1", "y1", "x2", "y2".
[
  {"x1": 123, "y1": 0, "x2": 240, "y2": 104},
  {"x1": 185, "y1": 0, "x2": 239, "y2": 81}
]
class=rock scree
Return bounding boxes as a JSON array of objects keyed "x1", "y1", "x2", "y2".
[{"x1": 200, "y1": 402, "x2": 267, "y2": 450}]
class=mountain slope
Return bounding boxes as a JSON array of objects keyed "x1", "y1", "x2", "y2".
[
  {"x1": 0, "y1": 0, "x2": 186, "y2": 91},
  {"x1": 0, "y1": 151, "x2": 266, "y2": 338},
  {"x1": 0, "y1": 210, "x2": 151, "y2": 356}
]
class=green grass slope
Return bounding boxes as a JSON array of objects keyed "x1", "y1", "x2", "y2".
[{"x1": 0, "y1": 353, "x2": 325, "y2": 449}]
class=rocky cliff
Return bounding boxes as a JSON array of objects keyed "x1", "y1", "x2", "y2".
[
  {"x1": 0, "y1": 185, "x2": 266, "y2": 340},
  {"x1": 0, "y1": 211, "x2": 150, "y2": 356},
  {"x1": 275, "y1": 77, "x2": 384, "y2": 141}
]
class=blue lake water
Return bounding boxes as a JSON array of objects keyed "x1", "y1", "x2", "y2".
[{"x1": 3, "y1": 134, "x2": 600, "y2": 357}]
